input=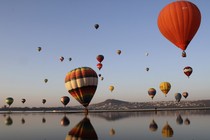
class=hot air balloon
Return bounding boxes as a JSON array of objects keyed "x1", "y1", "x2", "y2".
[
  {"x1": 109, "y1": 86, "x2": 114, "y2": 92},
  {"x1": 100, "y1": 77, "x2": 104, "y2": 81},
  {"x1": 162, "y1": 122, "x2": 173, "y2": 138},
  {"x1": 145, "y1": 52, "x2": 149, "y2": 56},
  {"x1": 148, "y1": 88, "x2": 156, "y2": 100},
  {"x1": 149, "y1": 119, "x2": 158, "y2": 132},
  {"x1": 66, "y1": 117, "x2": 98, "y2": 140},
  {"x1": 183, "y1": 66, "x2": 193, "y2": 78},
  {"x1": 117, "y1": 50, "x2": 121, "y2": 55},
  {"x1": 65, "y1": 67, "x2": 98, "y2": 111},
  {"x1": 42, "y1": 99, "x2": 46, "y2": 104},
  {"x1": 182, "y1": 92, "x2": 189, "y2": 99},
  {"x1": 37, "y1": 47, "x2": 42, "y2": 52},
  {"x1": 98, "y1": 74, "x2": 101, "y2": 77},
  {"x1": 97, "y1": 63, "x2": 103, "y2": 70},
  {"x1": 157, "y1": 1, "x2": 201, "y2": 57},
  {"x1": 69, "y1": 57, "x2": 72, "y2": 61},
  {"x1": 44, "y1": 79, "x2": 48, "y2": 83},
  {"x1": 94, "y1": 24, "x2": 99, "y2": 29},
  {"x1": 61, "y1": 115, "x2": 70, "y2": 127},
  {"x1": 175, "y1": 93, "x2": 182, "y2": 102},
  {"x1": 5, "y1": 97, "x2": 14, "y2": 107},
  {"x1": 159, "y1": 82, "x2": 171, "y2": 97},
  {"x1": 61, "y1": 96, "x2": 70, "y2": 107},
  {"x1": 60, "y1": 56, "x2": 64, "y2": 62},
  {"x1": 21, "y1": 98, "x2": 26, "y2": 104},
  {"x1": 96, "y1": 55, "x2": 104, "y2": 63},
  {"x1": 146, "y1": 67, "x2": 149, "y2": 72}
]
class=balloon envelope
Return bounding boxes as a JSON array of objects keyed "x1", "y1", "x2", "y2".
[
  {"x1": 94, "y1": 24, "x2": 99, "y2": 29},
  {"x1": 61, "y1": 96, "x2": 70, "y2": 106},
  {"x1": 38, "y1": 47, "x2": 42, "y2": 52},
  {"x1": 44, "y1": 79, "x2": 48, "y2": 83},
  {"x1": 159, "y1": 82, "x2": 171, "y2": 97},
  {"x1": 65, "y1": 67, "x2": 98, "y2": 107},
  {"x1": 96, "y1": 55, "x2": 104, "y2": 63},
  {"x1": 117, "y1": 50, "x2": 121, "y2": 55},
  {"x1": 109, "y1": 86, "x2": 114, "y2": 92},
  {"x1": 182, "y1": 92, "x2": 189, "y2": 99},
  {"x1": 148, "y1": 88, "x2": 156, "y2": 100},
  {"x1": 60, "y1": 56, "x2": 64, "y2": 62},
  {"x1": 158, "y1": 1, "x2": 201, "y2": 54},
  {"x1": 175, "y1": 93, "x2": 182, "y2": 102},
  {"x1": 42, "y1": 99, "x2": 46, "y2": 104},
  {"x1": 21, "y1": 98, "x2": 26, "y2": 104},
  {"x1": 97, "y1": 63, "x2": 103, "y2": 70},
  {"x1": 183, "y1": 66, "x2": 193, "y2": 78},
  {"x1": 5, "y1": 97, "x2": 14, "y2": 106}
]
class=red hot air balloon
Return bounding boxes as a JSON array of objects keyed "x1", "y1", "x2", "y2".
[
  {"x1": 182, "y1": 92, "x2": 189, "y2": 99},
  {"x1": 61, "y1": 96, "x2": 70, "y2": 107},
  {"x1": 65, "y1": 67, "x2": 98, "y2": 109},
  {"x1": 60, "y1": 56, "x2": 64, "y2": 62},
  {"x1": 183, "y1": 66, "x2": 193, "y2": 78},
  {"x1": 97, "y1": 63, "x2": 103, "y2": 70},
  {"x1": 158, "y1": 1, "x2": 201, "y2": 57},
  {"x1": 96, "y1": 55, "x2": 104, "y2": 63}
]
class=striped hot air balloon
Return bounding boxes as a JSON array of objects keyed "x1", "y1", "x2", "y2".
[
  {"x1": 148, "y1": 88, "x2": 156, "y2": 100},
  {"x1": 65, "y1": 67, "x2": 98, "y2": 108}
]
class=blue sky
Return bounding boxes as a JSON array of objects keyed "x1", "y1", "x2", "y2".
[{"x1": 0, "y1": 0, "x2": 210, "y2": 107}]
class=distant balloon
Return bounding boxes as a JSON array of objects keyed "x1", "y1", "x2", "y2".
[
  {"x1": 148, "y1": 88, "x2": 156, "y2": 100},
  {"x1": 42, "y1": 117, "x2": 46, "y2": 123},
  {"x1": 98, "y1": 74, "x2": 101, "y2": 77},
  {"x1": 21, "y1": 98, "x2": 26, "y2": 104},
  {"x1": 42, "y1": 99, "x2": 46, "y2": 104},
  {"x1": 175, "y1": 93, "x2": 182, "y2": 102},
  {"x1": 109, "y1": 86, "x2": 114, "y2": 92},
  {"x1": 182, "y1": 92, "x2": 189, "y2": 99},
  {"x1": 5, "y1": 97, "x2": 14, "y2": 107},
  {"x1": 61, "y1": 96, "x2": 70, "y2": 107},
  {"x1": 60, "y1": 56, "x2": 64, "y2": 62},
  {"x1": 158, "y1": 1, "x2": 201, "y2": 57},
  {"x1": 97, "y1": 63, "x2": 103, "y2": 70},
  {"x1": 183, "y1": 66, "x2": 193, "y2": 78},
  {"x1": 65, "y1": 67, "x2": 98, "y2": 108},
  {"x1": 100, "y1": 77, "x2": 104, "y2": 81},
  {"x1": 159, "y1": 82, "x2": 171, "y2": 97},
  {"x1": 94, "y1": 24, "x2": 99, "y2": 29},
  {"x1": 117, "y1": 50, "x2": 121, "y2": 55},
  {"x1": 182, "y1": 51, "x2": 187, "y2": 57},
  {"x1": 61, "y1": 116, "x2": 70, "y2": 127},
  {"x1": 145, "y1": 52, "x2": 149, "y2": 56},
  {"x1": 66, "y1": 117, "x2": 98, "y2": 140},
  {"x1": 96, "y1": 55, "x2": 104, "y2": 63},
  {"x1": 146, "y1": 67, "x2": 149, "y2": 72},
  {"x1": 44, "y1": 79, "x2": 48, "y2": 83},
  {"x1": 37, "y1": 47, "x2": 42, "y2": 52},
  {"x1": 149, "y1": 119, "x2": 158, "y2": 132},
  {"x1": 162, "y1": 122, "x2": 173, "y2": 138},
  {"x1": 69, "y1": 58, "x2": 72, "y2": 61}
]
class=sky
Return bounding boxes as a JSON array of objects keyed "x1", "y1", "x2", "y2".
[{"x1": 0, "y1": 0, "x2": 210, "y2": 107}]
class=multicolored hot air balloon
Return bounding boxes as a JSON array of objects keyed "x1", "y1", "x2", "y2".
[
  {"x1": 175, "y1": 93, "x2": 182, "y2": 102},
  {"x1": 182, "y1": 92, "x2": 189, "y2": 99},
  {"x1": 109, "y1": 86, "x2": 114, "y2": 92},
  {"x1": 60, "y1": 56, "x2": 64, "y2": 62},
  {"x1": 6, "y1": 97, "x2": 14, "y2": 107},
  {"x1": 94, "y1": 24, "x2": 99, "y2": 29},
  {"x1": 21, "y1": 98, "x2": 26, "y2": 104},
  {"x1": 97, "y1": 63, "x2": 103, "y2": 70},
  {"x1": 66, "y1": 117, "x2": 98, "y2": 140},
  {"x1": 183, "y1": 66, "x2": 193, "y2": 78},
  {"x1": 60, "y1": 96, "x2": 70, "y2": 107},
  {"x1": 157, "y1": 1, "x2": 201, "y2": 57},
  {"x1": 96, "y1": 55, "x2": 104, "y2": 63},
  {"x1": 65, "y1": 67, "x2": 98, "y2": 110},
  {"x1": 159, "y1": 82, "x2": 171, "y2": 97},
  {"x1": 148, "y1": 88, "x2": 156, "y2": 100},
  {"x1": 117, "y1": 50, "x2": 121, "y2": 55}
]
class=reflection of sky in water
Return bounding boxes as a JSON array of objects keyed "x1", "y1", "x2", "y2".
[{"x1": 0, "y1": 110, "x2": 210, "y2": 140}]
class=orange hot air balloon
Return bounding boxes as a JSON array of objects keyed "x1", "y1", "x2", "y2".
[
  {"x1": 158, "y1": 1, "x2": 201, "y2": 57},
  {"x1": 97, "y1": 63, "x2": 103, "y2": 70},
  {"x1": 159, "y1": 82, "x2": 171, "y2": 97},
  {"x1": 96, "y1": 55, "x2": 104, "y2": 63}
]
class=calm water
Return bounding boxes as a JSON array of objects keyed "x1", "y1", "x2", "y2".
[{"x1": 0, "y1": 110, "x2": 210, "y2": 140}]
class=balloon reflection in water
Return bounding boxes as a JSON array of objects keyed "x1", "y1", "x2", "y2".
[
  {"x1": 5, "y1": 116, "x2": 13, "y2": 126},
  {"x1": 66, "y1": 117, "x2": 98, "y2": 140},
  {"x1": 162, "y1": 122, "x2": 173, "y2": 138},
  {"x1": 176, "y1": 114, "x2": 183, "y2": 125},
  {"x1": 110, "y1": 128, "x2": 115, "y2": 136},
  {"x1": 60, "y1": 115, "x2": 70, "y2": 127},
  {"x1": 184, "y1": 118, "x2": 190, "y2": 125},
  {"x1": 21, "y1": 118, "x2": 25, "y2": 124},
  {"x1": 42, "y1": 117, "x2": 46, "y2": 123},
  {"x1": 149, "y1": 119, "x2": 158, "y2": 132}
]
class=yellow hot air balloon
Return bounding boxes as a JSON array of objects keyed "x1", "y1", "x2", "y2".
[
  {"x1": 159, "y1": 82, "x2": 171, "y2": 97},
  {"x1": 109, "y1": 86, "x2": 114, "y2": 92},
  {"x1": 162, "y1": 122, "x2": 173, "y2": 138}
]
